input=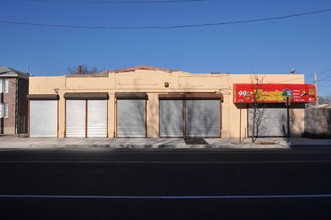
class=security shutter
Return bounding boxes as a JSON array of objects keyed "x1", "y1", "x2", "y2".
[
  {"x1": 66, "y1": 100, "x2": 86, "y2": 137},
  {"x1": 248, "y1": 108, "x2": 287, "y2": 137},
  {"x1": 30, "y1": 100, "x2": 57, "y2": 137},
  {"x1": 185, "y1": 100, "x2": 221, "y2": 137},
  {"x1": 87, "y1": 100, "x2": 107, "y2": 137},
  {"x1": 117, "y1": 99, "x2": 145, "y2": 137},
  {"x1": 160, "y1": 100, "x2": 183, "y2": 137}
]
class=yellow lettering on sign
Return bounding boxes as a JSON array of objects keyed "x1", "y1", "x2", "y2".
[{"x1": 255, "y1": 90, "x2": 283, "y2": 102}]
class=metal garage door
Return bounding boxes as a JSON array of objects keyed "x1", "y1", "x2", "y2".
[
  {"x1": 160, "y1": 100, "x2": 183, "y2": 137},
  {"x1": 30, "y1": 100, "x2": 57, "y2": 137},
  {"x1": 185, "y1": 100, "x2": 221, "y2": 137},
  {"x1": 248, "y1": 108, "x2": 287, "y2": 137},
  {"x1": 117, "y1": 99, "x2": 145, "y2": 137},
  {"x1": 87, "y1": 100, "x2": 107, "y2": 137},
  {"x1": 66, "y1": 100, "x2": 86, "y2": 137}
]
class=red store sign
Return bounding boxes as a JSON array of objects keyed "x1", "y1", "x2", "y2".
[{"x1": 233, "y1": 84, "x2": 316, "y2": 103}]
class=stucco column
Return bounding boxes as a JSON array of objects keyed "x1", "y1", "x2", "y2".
[
  {"x1": 108, "y1": 94, "x2": 115, "y2": 138},
  {"x1": 146, "y1": 93, "x2": 159, "y2": 138}
]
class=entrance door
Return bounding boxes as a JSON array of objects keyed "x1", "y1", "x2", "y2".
[
  {"x1": 160, "y1": 100, "x2": 183, "y2": 137},
  {"x1": 117, "y1": 99, "x2": 146, "y2": 137},
  {"x1": 185, "y1": 100, "x2": 221, "y2": 137},
  {"x1": 30, "y1": 100, "x2": 57, "y2": 137}
]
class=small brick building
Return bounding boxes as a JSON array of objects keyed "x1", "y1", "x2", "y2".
[{"x1": 0, "y1": 66, "x2": 29, "y2": 134}]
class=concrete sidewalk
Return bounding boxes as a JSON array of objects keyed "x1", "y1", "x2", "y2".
[{"x1": 0, "y1": 135, "x2": 330, "y2": 149}]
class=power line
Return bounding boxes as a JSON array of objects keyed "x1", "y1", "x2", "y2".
[
  {"x1": 305, "y1": 69, "x2": 331, "y2": 79},
  {"x1": 320, "y1": 79, "x2": 331, "y2": 82},
  {"x1": 273, "y1": 72, "x2": 329, "y2": 84},
  {"x1": 0, "y1": 8, "x2": 330, "y2": 30},
  {"x1": 27, "y1": 0, "x2": 206, "y2": 3},
  {"x1": 305, "y1": 69, "x2": 331, "y2": 83},
  {"x1": 317, "y1": 69, "x2": 331, "y2": 75},
  {"x1": 318, "y1": 75, "x2": 331, "y2": 82}
]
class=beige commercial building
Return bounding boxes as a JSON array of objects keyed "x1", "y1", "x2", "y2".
[{"x1": 28, "y1": 66, "x2": 315, "y2": 139}]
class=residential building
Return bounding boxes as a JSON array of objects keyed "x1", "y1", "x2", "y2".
[{"x1": 0, "y1": 66, "x2": 29, "y2": 134}]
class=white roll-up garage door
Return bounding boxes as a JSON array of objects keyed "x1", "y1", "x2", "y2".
[
  {"x1": 30, "y1": 100, "x2": 58, "y2": 137},
  {"x1": 160, "y1": 100, "x2": 183, "y2": 137},
  {"x1": 117, "y1": 99, "x2": 146, "y2": 137},
  {"x1": 248, "y1": 108, "x2": 287, "y2": 137},
  {"x1": 66, "y1": 100, "x2": 86, "y2": 137},
  {"x1": 87, "y1": 100, "x2": 107, "y2": 137},
  {"x1": 185, "y1": 100, "x2": 221, "y2": 137}
]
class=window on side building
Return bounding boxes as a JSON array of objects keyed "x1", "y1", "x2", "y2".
[
  {"x1": 0, "y1": 79, "x2": 9, "y2": 93},
  {"x1": 0, "y1": 103, "x2": 8, "y2": 118}
]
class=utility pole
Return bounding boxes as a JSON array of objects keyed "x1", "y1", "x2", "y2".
[{"x1": 314, "y1": 72, "x2": 318, "y2": 106}]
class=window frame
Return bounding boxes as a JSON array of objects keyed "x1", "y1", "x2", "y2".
[{"x1": 0, "y1": 79, "x2": 9, "y2": 93}]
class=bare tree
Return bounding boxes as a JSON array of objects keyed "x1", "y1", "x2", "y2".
[
  {"x1": 318, "y1": 94, "x2": 331, "y2": 105},
  {"x1": 67, "y1": 65, "x2": 101, "y2": 75},
  {"x1": 248, "y1": 74, "x2": 268, "y2": 142}
]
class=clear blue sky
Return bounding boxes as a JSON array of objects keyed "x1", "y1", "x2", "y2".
[{"x1": 1, "y1": 0, "x2": 331, "y2": 96}]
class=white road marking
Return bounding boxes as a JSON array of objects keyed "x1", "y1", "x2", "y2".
[
  {"x1": 0, "y1": 160, "x2": 330, "y2": 164},
  {"x1": 0, "y1": 194, "x2": 331, "y2": 199}
]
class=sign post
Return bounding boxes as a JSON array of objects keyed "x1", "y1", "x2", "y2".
[{"x1": 286, "y1": 96, "x2": 291, "y2": 143}]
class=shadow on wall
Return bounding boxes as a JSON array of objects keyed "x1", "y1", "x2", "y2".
[
  {"x1": 248, "y1": 106, "x2": 269, "y2": 140},
  {"x1": 160, "y1": 100, "x2": 183, "y2": 137},
  {"x1": 289, "y1": 108, "x2": 304, "y2": 138},
  {"x1": 248, "y1": 105, "x2": 285, "y2": 140},
  {"x1": 117, "y1": 99, "x2": 146, "y2": 138},
  {"x1": 185, "y1": 100, "x2": 220, "y2": 138}
]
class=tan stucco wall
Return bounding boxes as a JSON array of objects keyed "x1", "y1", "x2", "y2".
[{"x1": 29, "y1": 70, "x2": 305, "y2": 138}]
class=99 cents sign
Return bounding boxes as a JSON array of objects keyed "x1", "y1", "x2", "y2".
[{"x1": 233, "y1": 84, "x2": 316, "y2": 104}]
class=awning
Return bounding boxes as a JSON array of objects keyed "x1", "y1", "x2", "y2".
[
  {"x1": 159, "y1": 92, "x2": 223, "y2": 101},
  {"x1": 115, "y1": 92, "x2": 148, "y2": 100},
  {"x1": 27, "y1": 94, "x2": 59, "y2": 100},
  {"x1": 64, "y1": 92, "x2": 109, "y2": 100}
]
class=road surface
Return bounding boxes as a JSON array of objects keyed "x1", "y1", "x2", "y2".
[{"x1": 0, "y1": 147, "x2": 330, "y2": 219}]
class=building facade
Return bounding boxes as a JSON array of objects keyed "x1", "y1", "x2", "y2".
[
  {"x1": 28, "y1": 66, "x2": 315, "y2": 138},
  {"x1": 0, "y1": 66, "x2": 29, "y2": 134}
]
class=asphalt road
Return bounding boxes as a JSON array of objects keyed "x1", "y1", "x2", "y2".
[{"x1": 0, "y1": 147, "x2": 331, "y2": 219}]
